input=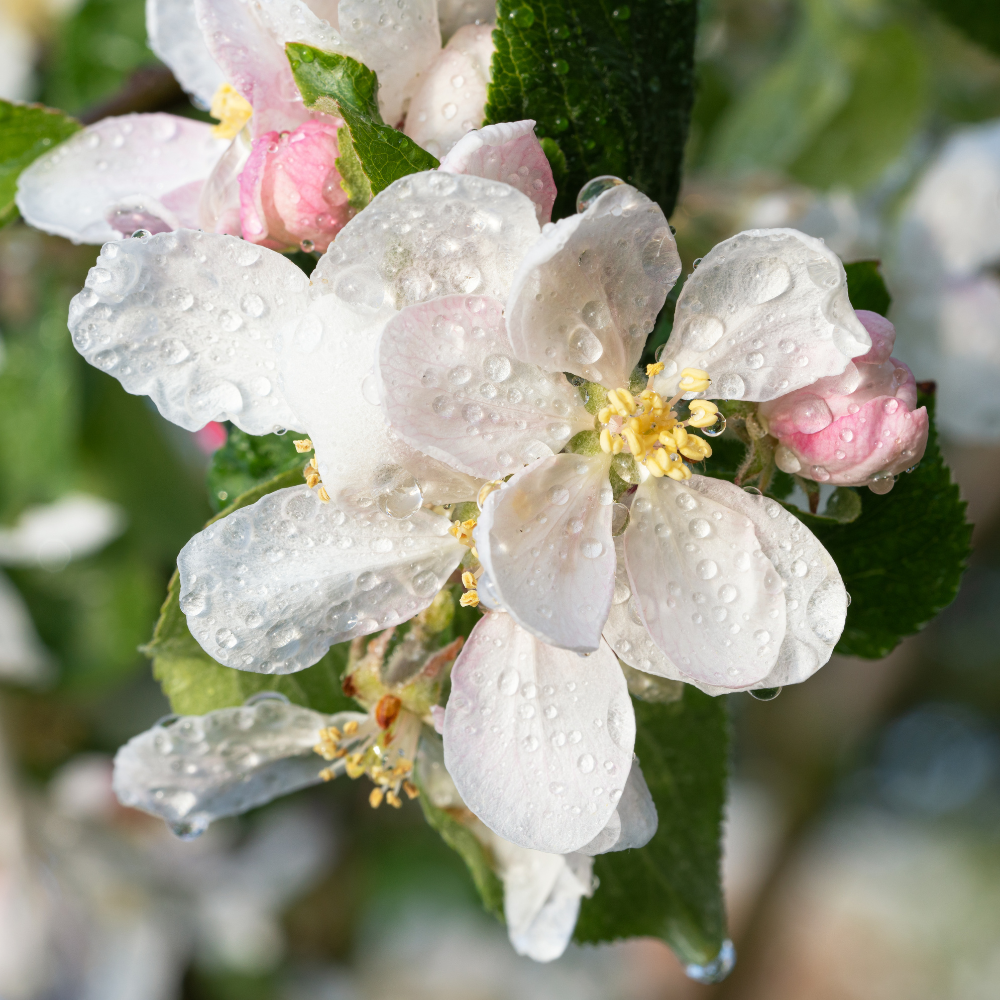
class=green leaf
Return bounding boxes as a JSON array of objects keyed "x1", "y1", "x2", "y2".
[
  {"x1": 801, "y1": 390, "x2": 972, "y2": 658},
  {"x1": 575, "y1": 686, "x2": 729, "y2": 966},
  {"x1": 921, "y1": 0, "x2": 1000, "y2": 58},
  {"x1": 0, "y1": 101, "x2": 80, "y2": 228},
  {"x1": 286, "y1": 44, "x2": 439, "y2": 195},
  {"x1": 486, "y1": 0, "x2": 698, "y2": 219},
  {"x1": 336, "y1": 125, "x2": 374, "y2": 212},
  {"x1": 206, "y1": 427, "x2": 307, "y2": 512},
  {"x1": 147, "y1": 469, "x2": 357, "y2": 716},
  {"x1": 845, "y1": 259, "x2": 891, "y2": 317}
]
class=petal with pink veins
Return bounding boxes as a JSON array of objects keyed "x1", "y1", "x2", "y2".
[
  {"x1": 506, "y1": 184, "x2": 679, "y2": 387},
  {"x1": 439, "y1": 119, "x2": 557, "y2": 225},
  {"x1": 377, "y1": 294, "x2": 593, "y2": 480},
  {"x1": 178, "y1": 486, "x2": 464, "y2": 673},
  {"x1": 443, "y1": 612, "x2": 635, "y2": 853},
  {"x1": 16, "y1": 114, "x2": 228, "y2": 244},
  {"x1": 475, "y1": 453, "x2": 615, "y2": 651},
  {"x1": 655, "y1": 228, "x2": 871, "y2": 403},
  {"x1": 624, "y1": 475, "x2": 786, "y2": 689},
  {"x1": 686, "y1": 478, "x2": 847, "y2": 690},
  {"x1": 147, "y1": 0, "x2": 225, "y2": 107},
  {"x1": 68, "y1": 230, "x2": 307, "y2": 434}
]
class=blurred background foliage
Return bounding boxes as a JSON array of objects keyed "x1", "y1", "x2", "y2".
[{"x1": 2, "y1": 0, "x2": 1000, "y2": 997}]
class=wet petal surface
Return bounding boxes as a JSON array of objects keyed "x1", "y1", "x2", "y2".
[
  {"x1": 443, "y1": 612, "x2": 635, "y2": 853},
  {"x1": 177, "y1": 486, "x2": 464, "y2": 673},
  {"x1": 147, "y1": 0, "x2": 225, "y2": 106},
  {"x1": 578, "y1": 760, "x2": 657, "y2": 854}
]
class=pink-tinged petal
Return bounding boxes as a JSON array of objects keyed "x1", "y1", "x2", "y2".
[
  {"x1": 178, "y1": 486, "x2": 464, "y2": 673},
  {"x1": 506, "y1": 184, "x2": 679, "y2": 387},
  {"x1": 443, "y1": 612, "x2": 635, "y2": 853},
  {"x1": 854, "y1": 309, "x2": 896, "y2": 364},
  {"x1": 68, "y1": 230, "x2": 307, "y2": 434},
  {"x1": 654, "y1": 229, "x2": 872, "y2": 402},
  {"x1": 404, "y1": 23, "x2": 493, "y2": 157},
  {"x1": 438, "y1": 0, "x2": 496, "y2": 40},
  {"x1": 147, "y1": 0, "x2": 225, "y2": 107},
  {"x1": 624, "y1": 476, "x2": 786, "y2": 689},
  {"x1": 377, "y1": 294, "x2": 593, "y2": 480},
  {"x1": 16, "y1": 114, "x2": 228, "y2": 244},
  {"x1": 439, "y1": 119, "x2": 556, "y2": 225},
  {"x1": 239, "y1": 121, "x2": 350, "y2": 252},
  {"x1": 686, "y1": 479, "x2": 847, "y2": 690},
  {"x1": 475, "y1": 453, "x2": 616, "y2": 652},
  {"x1": 199, "y1": 134, "x2": 250, "y2": 236},
  {"x1": 578, "y1": 763, "x2": 657, "y2": 854},
  {"x1": 312, "y1": 170, "x2": 540, "y2": 306}
]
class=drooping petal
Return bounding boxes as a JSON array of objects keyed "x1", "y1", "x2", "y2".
[
  {"x1": 0, "y1": 495, "x2": 126, "y2": 566},
  {"x1": 437, "y1": 0, "x2": 497, "y2": 40},
  {"x1": 68, "y1": 230, "x2": 308, "y2": 434},
  {"x1": 577, "y1": 761, "x2": 657, "y2": 855},
  {"x1": 0, "y1": 571, "x2": 51, "y2": 684},
  {"x1": 178, "y1": 486, "x2": 464, "y2": 673},
  {"x1": 475, "y1": 453, "x2": 616, "y2": 652},
  {"x1": 146, "y1": 0, "x2": 225, "y2": 107},
  {"x1": 198, "y1": 133, "x2": 250, "y2": 236},
  {"x1": 654, "y1": 228, "x2": 872, "y2": 403},
  {"x1": 506, "y1": 184, "x2": 679, "y2": 387},
  {"x1": 340, "y1": 0, "x2": 442, "y2": 127},
  {"x1": 113, "y1": 696, "x2": 367, "y2": 835},
  {"x1": 377, "y1": 294, "x2": 593, "y2": 480},
  {"x1": 624, "y1": 475, "x2": 786, "y2": 689},
  {"x1": 443, "y1": 612, "x2": 635, "y2": 853},
  {"x1": 686, "y1": 477, "x2": 847, "y2": 689},
  {"x1": 16, "y1": 115, "x2": 228, "y2": 244},
  {"x1": 439, "y1": 120, "x2": 557, "y2": 226},
  {"x1": 312, "y1": 170, "x2": 541, "y2": 306},
  {"x1": 403, "y1": 23, "x2": 493, "y2": 158},
  {"x1": 278, "y1": 291, "x2": 482, "y2": 505}
]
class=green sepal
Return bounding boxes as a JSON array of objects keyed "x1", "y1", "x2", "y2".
[
  {"x1": 336, "y1": 124, "x2": 374, "y2": 212},
  {"x1": 845, "y1": 260, "x2": 891, "y2": 317},
  {"x1": 206, "y1": 427, "x2": 308, "y2": 511}
]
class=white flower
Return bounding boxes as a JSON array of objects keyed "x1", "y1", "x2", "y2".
[{"x1": 16, "y1": 0, "x2": 498, "y2": 244}]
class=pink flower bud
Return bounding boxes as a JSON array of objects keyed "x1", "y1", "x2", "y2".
[
  {"x1": 238, "y1": 120, "x2": 352, "y2": 252},
  {"x1": 759, "y1": 310, "x2": 929, "y2": 490}
]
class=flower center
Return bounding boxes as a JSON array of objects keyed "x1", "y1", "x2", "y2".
[
  {"x1": 209, "y1": 83, "x2": 254, "y2": 140},
  {"x1": 597, "y1": 364, "x2": 720, "y2": 480}
]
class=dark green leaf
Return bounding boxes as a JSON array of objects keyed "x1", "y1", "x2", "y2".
[
  {"x1": 801, "y1": 390, "x2": 972, "y2": 658},
  {"x1": 0, "y1": 101, "x2": 80, "y2": 228},
  {"x1": 206, "y1": 427, "x2": 307, "y2": 512},
  {"x1": 845, "y1": 259, "x2": 891, "y2": 317},
  {"x1": 147, "y1": 469, "x2": 356, "y2": 716},
  {"x1": 286, "y1": 44, "x2": 439, "y2": 195},
  {"x1": 922, "y1": 0, "x2": 1000, "y2": 58},
  {"x1": 486, "y1": 0, "x2": 698, "y2": 219},
  {"x1": 575, "y1": 686, "x2": 729, "y2": 965}
]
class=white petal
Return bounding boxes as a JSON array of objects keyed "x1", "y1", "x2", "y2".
[
  {"x1": 146, "y1": 0, "x2": 225, "y2": 107},
  {"x1": 624, "y1": 476, "x2": 786, "y2": 689},
  {"x1": 438, "y1": 119, "x2": 557, "y2": 226},
  {"x1": 112, "y1": 697, "x2": 367, "y2": 834},
  {"x1": 403, "y1": 23, "x2": 493, "y2": 158},
  {"x1": 16, "y1": 115, "x2": 228, "y2": 244},
  {"x1": 178, "y1": 486, "x2": 464, "y2": 673},
  {"x1": 602, "y1": 535, "x2": 686, "y2": 680},
  {"x1": 377, "y1": 294, "x2": 593, "y2": 480},
  {"x1": 655, "y1": 228, "x2": 872, "y2": 403},
  {"x1": 686, "y1": 477, "x2": 847, "y2": 689},
  {"x1": 506, "y1": 184, "x2": 679, "y2": 387},
  {"x1": 278, "y1": 291, "x2": 482, "y2": 505},
  {"x1": 475, "y1": 453, "x2": 615, "y2": 652},
  {"x1": 341, "y1": 0, "x2": 441, "y2": 127},
  {"x1": 443, "y1": 612, "x2": 635, "y2": 853},
  {"x1": 0, "y1": 572, "x2": 51, "y2": 684},
  {"x1": 0, "y1": 494, "x2": 126, "y2": 566},
  {"x1": 69, "y1": 230, "x2": 308, "y2": 434},
  {"x1": 437, "y1": 0, "x2": 496, "y2": 40},
  {"x1": 577, "y1": 761, "x2": 657, "y2": 854},
  {"x1": 313, "y1": 170, "x2": 541, "y2": 306},
  {"x1": 198, "y1": 133, "x2": 250, "y2": 236}
]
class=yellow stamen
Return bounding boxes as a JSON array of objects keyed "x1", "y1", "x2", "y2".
[
  {"x1": 386, "y1": 790, "x2": 402, "y2": 809},
  {"x1": 460, "y1": 591, "x2": 480, "y2": 608},
  {"x1": 343, "y1": 720, "x2": 359, "y2": 736},
  {"x1": 600, "y1": 428, "x2": 614, "y2": 453},
  {"x1": 317, "y1": 485, "x2": 330, "y2": 503},
  {"x1": 449, "y1": 518, "x2": 477, "y2": 547},
  {"x1": 646, "y1": 361, "x2": 665, "y2": 378},
  {"x1": 461, "y1": 570, "x2": 477, "y2": 589},
  {"x1": 678, "y1": 367, "x2": 710, "y2": 393},
  {"x1": 369, "y1": 787, "x2": 384, "y2": 808},
  {"x1": 305, "y1": 473, "x2": 320, "y2": 488},
  {"x1": 294, "y1": 438, "x2": 314, "y2": 453},
  {"x1": 209, "y1": 83, "x2": 253, "y2": 139},
  {"x1": 319, "y1": 767, "x2": 336, "y2": 781},
  {"x1": 687, "y1": 400, "x2": 719, "y2": 428},
  {"x1": 403, "y1": 780, "x2": 420, "y2": 800}
]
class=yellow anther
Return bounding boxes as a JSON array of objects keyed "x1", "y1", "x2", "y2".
[
  {"x1": 678, "y1": 368, "x2": 711, "y2": 393},
  {"x1": 317, "y1": 485, "x2": 330, "y2": 503},
  {"x1": 598, "y1": 406, "x2": 613, "y2": 424},
  {"x1": 623, "y1": 427, "x2": 643, "y2": 457},
  {"x1": 461, "y1": 571, "x2": 477, "y2": 589},
  {"x1": 450, "y1": 518, "x2": 477, "y2": 547},
  {"x1": 477, "y1": 481, "x2": 502, "y2": 509},
  {"x1": 646, "y1": 361, "x2": 665, "y2": 377},
  {"x1": 607, "y1": 388, "x2": 637, "y2": 416},
  {"x1": 600, "y1": 428, "x2": 614, "y2": 454},
  {"x1": 658, "y1": 431, "x2": 678, "y2": 452},
  {"x1": 612, "y1": 435, "x2": 624, "y2": 454},
  {"x1": 294, "y1": 439, "x2": 313, "y2": 453},
  {"x1": 346, "y1": 757, "x2": 366, "y2": 779},
  {"x1": 369, "y1": 787, "x2": 384, "y2": 809},
  {"x1": 680, "y1": 436, "x2": 712, "y2": 461},
  {"x1": 305, "y1": 472, "x2": 320, "y2": 488},
  {"x1": 460, "y1": 590, "x2": 480, "y2": 608},
  {"x1": 667, "y1": 462, "x2": 692, "y2": 481},
  {"x1": 210, "y1": 83, "x2": 253, "y2": 139},
  {"x1": 343, "y1": 720, "x2": 359, "y2": 736},
  {"x1": 386, "y1": 790, "x2": 402, "y2": 808},
  {"x1": 319, "y1": 767, "x2": 336, "y2": 781},
  {"x1": 673, "y1": 426, "x2": 689, "y2": 448},
  {"x1": 687, "y1": 400, "x2": 720, "y2": 428},
  {"x1": 403, "y1": 780, "x2": 420, "y2": 799}
]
